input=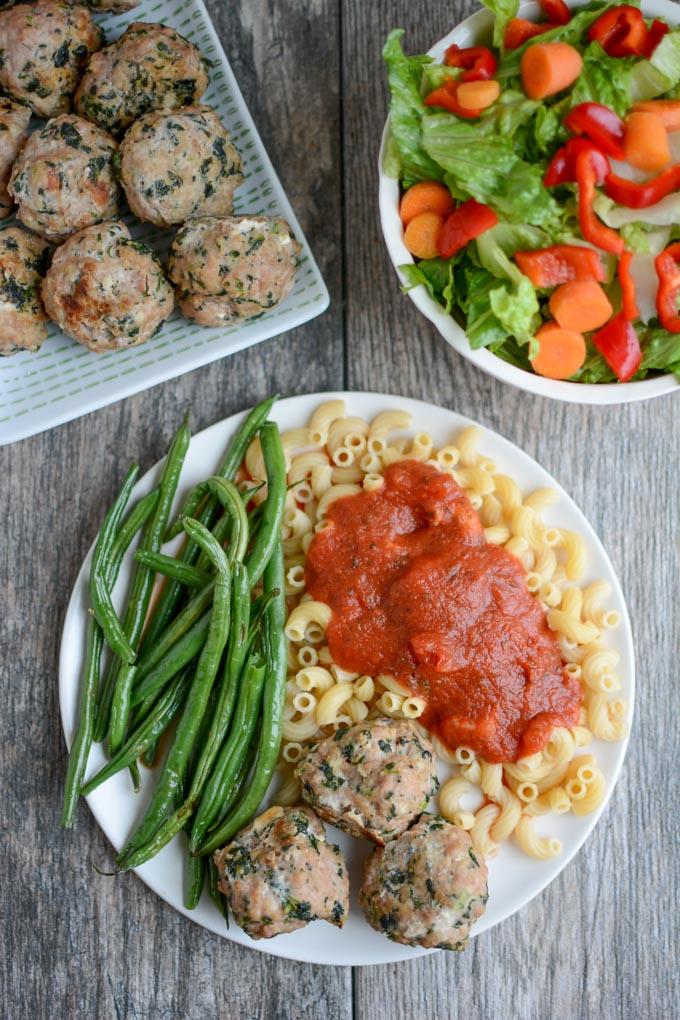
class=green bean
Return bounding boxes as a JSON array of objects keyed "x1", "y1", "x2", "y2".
[
  {"x1": 89, "y1": 464, "x2": 140, "y2": 664},
  {"x1": 108, "y1": 421, "x2": 190, "y2": 754},
  {"x1": 117, "y1": 517, "x2": 231, "y2": 869},
  {"x1": 135, "y1": 585, "x2": 214, "y2": 680},
  {"x1": 198, "y1": 538, "x2": 286, "y2": 856},
  {"x1": 129, "y1": 761, "x2": 141, "y2": 792},
  {"x1": 134, "y1": 549, "x2": 210, "y2": 590},
  {"x1": 193, "y1": 478, "x2": 249, "y2": 572},
  {"x1": 81, "y1": 671, "x2": 190, "y2": 796},
  {"x1": 143, "y1": 397, "x2": 277, "y2": 650},
  {"x1": 243, "y1": 422, "x2": 286, "y2": 587},
  {"x1": 208, "y1": 858, "x2": 229, "y2": 924},
  {"x1": 186, "y1": 855, "x2": 207, "y2": 912},
  {"x1": 131, "y1": 612, "x2": 210, "y2": 707}
]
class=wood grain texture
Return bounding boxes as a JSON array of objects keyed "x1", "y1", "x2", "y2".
[{"x1": 1, "y1": 0, "x2": 679, "y2": 1017}]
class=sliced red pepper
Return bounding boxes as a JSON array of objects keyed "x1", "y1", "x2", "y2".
[
  {"x1": 576, "y1": 151, "x2": 624, "y2": 255},
  {"x1": 515, "y1": 245, "x2": 606, "y2": 287},
  {"x1": 437, "y1": 199, "x2": 499, "y2": 259},
  {"x1": 587, "y1": 5, "x2": 648, "y2": 57},
  {"x1": 539, "y1": 0, "x2": 571, "y2": 26},
  {"x1": 592, "y1": 312, "x2": 642, "y2": 381},
  {"x1": 504, "y1": 18, "x2": 551, "y2": 50},
  {"x1": 544, "y1": 138, "x2": 610, "y2": 186},
  {"x1": 603, "y1": 165, "x2": 680, "y2": 208},
  {"x1": 644, "y1": 18, "x2": 669, "y2": 58},
  {"x1": 444, "y1": 44, "x2": 497, "y2": 82},
  {"x1": 654, "y1": 242, "x2": 680, "y2": 334},
  {"x1": 618, "y1": 251, "x2": 639, "y2": 322},
  {"x1": 424, "y1": 80, "x2": 482, "y2": 119},
  {"x1": 564, "y1": 103, "x2": 626, "y2": 161}
]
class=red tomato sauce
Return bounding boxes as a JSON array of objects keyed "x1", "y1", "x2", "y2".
[{"x1": 305, "y1": 460, "x2": 582, "y2": 762}]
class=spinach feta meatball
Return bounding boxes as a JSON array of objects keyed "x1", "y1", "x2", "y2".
[
  {"x1": 0, "y1": 226, "x2": 50, "y2": 356},
  {"x1": 9, "y1": 115, "x2": 118, "y2": 241},
  {"x1": 41, "y1": 221, "x2": 173, "y2": 352},
  {"x1": 295, "y1": 719, "x2": 439, "y2": 845},
  {"x1": 0, "y1": 97, "x2": 31, "y2": 219},
  {"x1": 119, "y1": 106, "x2": 243, "y2": 227},
  {"x1": 0, "y1": 2, "x2": 103, "y2": 118},
  {"x1": 75, "y1": 22, "x2": 209, "y2": 138},
  {"x1": 213, "y1": 806, "x2": 349, "y2": 940},
  {"x1": 167, "y1": 215, "x2": 301, "y2": 326},
  {"x1": 359, "y1": 815, "x2": 489, "y2": 951}
]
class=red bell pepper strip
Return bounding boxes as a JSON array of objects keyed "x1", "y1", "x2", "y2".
[
  {"x1": 544, "y1": 138, "x2": 610, "y2": 186},
  {"x1": 576, "y1": 151, "x2": 624, "y2": 255},
  {"x1": 515, "y1": 245, "x2": 606, "y2": 287},
  {"x1": 539, "y1": 0, "x2": 571, "y2": 26},
  {"x1": 654, "y1": 242, "x2": 680, "y2": 334},
  {"x1": 644, "y1": 19, "x2": 669, "y2": 58},
  {"x1": 603, "y1": 165, "x2": 680, "y2": 209},
  {"x1": 618, "y1": 251, "x2": 639, "y2": 322},
  {"x1": 592, "y1": 312, "x2": 642, "y2": 381},
  {"x1": 504, "y1": 18, "x2": 551, "y2": 50},
  {"x1": 437, "y1": 199, "x2": 499, "y2": 259},
  {"x1": 563, "y1": 103, "x2": 626, "y2": 161},
  {"x1": 444, "y1": 44, "x2": 497, "y2": 81},
  {"x1": 424, "y1": 80, "x2": 482, "y2": 119},
  {"x1": 587, "y1": 5, "x2": 647, "y2": 57}
]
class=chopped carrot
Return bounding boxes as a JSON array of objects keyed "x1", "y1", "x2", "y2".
[
  {"x1": 400, "y1": 182, "x2": 455, "y2": 226},
  {"x1": 404, "y1": 211, "x2": 444, "y2": 260},
  {"x1": 530, "y1": 321, "x2": 586, "y2": 379},
  {"x1": 624, "y1": 111, "x2": 671, "y2": 172},
  {"x1": 521, "y1": 42, "x2": 583, "y2": 101},
  {"x1": 456, "y1": 80, "x2": 501, "y2": 111},
  {"x1": 548, "y1": 280, "x2": 613, "y2": 333},
  {"x1": 632, "y1": 100, "x2": 680, "y2": 131}
]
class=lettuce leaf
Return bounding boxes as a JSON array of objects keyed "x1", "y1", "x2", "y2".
[
  {"x1": 639, "y1": 324, "x2": 680, "y2": 376},
  {"x1": 399, "y1": 257, "x2": 458, "y2": 313},
  {"x1": 489, "y1": 277, "x2": 540, "y2": 343},
  {"x1": 631, "y1": 30, "x2": 680, "y2": 102},
  {"x1": 382, "y1": 30, "x2": 442, "y2": 185},
  {"x1": 457, "y1": 265, "x2": 511, "y2": 349},
  {"x1": 478, "y1": 0, "x2": 519, "y2": 49},
  {"x1": 569, "y1": 42, "x2": 634, "y2": 117}
]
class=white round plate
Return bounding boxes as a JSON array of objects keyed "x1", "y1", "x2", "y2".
[
  {"x1": 378, "y1": 0, "x2": 680, "y2": 405},
  {"x1": 59, "y1": 393, "x2": 635, "y2": 965}
]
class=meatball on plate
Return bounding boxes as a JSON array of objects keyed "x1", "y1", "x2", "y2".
[
  {"x1": 0, "y1": 97, "x2": 31, "y2": 220},
  {"x1": 0, "y1": 226, "x2": 50, "y2": 356}
]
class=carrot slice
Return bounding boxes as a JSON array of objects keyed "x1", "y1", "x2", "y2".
[
  {"x1": 456, "y1": 80, "x2": 501, "y2": 111},
  {"x1": 400, "y1": 182, "x2": 455, "y2": 226},
  {"x1": 632, "y1": 100, "x2": 680, "y2": 131},
  {"x1": 548, "y1": 280, "x2": 613, "y2": 333},
  {"x1": 404, "y1": 211, "x2": 444, "y2": 260},
  {"x1": 624, "y1": 111, "x2": 671, "y2": 173},
  {"x1": 530, "y1": 321, "x2": 586, "y2": 379},
  {"x1": 521, "y1": 42, "x2": 583, "y2": 100}
]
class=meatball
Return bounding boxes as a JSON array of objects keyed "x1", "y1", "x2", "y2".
[
  {"x1": 359, "y1": 815, "x2": 489, "y2": 951},
  {"x1": 213, "y1": 805, "x2": 349, "y2": 940},
  {"x1": 75, "y1": 22, "x2": 209, "y2": 138},
  {"x1": 0, "y1": 226, "x2": 50, "y2": 356},
  {"x1": 168, "y1": 215, "x2": 301, "y2": 326},
  {"x1": 9, "y1": 115, "x2": 118, "y2": 242},
  {"x1": 0, "y1": 97, "x2": 31, "y2": 219},
  {"x1": 42, "y1": 221, "x2": 173, "y2": 352},
  {"x1": 0, "y1": 2, "x2": 103, "y2": 118},
  {"x1": 295, "y1": 719, "x2": 439, "y2": 845},
  {"x1": 119, "y1": 106, "x2": 243, "y2": 227}
]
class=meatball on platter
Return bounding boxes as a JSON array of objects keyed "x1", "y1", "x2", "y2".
[{"x1": 0, "y1": 0, "x2": 328, "y2": 446}]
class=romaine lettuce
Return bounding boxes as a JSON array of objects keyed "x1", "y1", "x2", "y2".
[
  {"x1": 568, "y1": 42, "x2": 634, "y2": 117},
  {"x1": 478, "y1": 0, "x2": 519, "y2": 49},
  {"x1": 630, "y1": 30, "x2": 680, "y2": 102},
  {"x1": 382, "y1": 30, "x2": 442, "y2": 185}
]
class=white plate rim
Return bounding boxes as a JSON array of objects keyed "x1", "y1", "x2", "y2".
[{"x1": 59, "y1": 391, "x2": 636, "y2": 965}]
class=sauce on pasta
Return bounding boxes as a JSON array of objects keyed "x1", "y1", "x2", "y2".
[{"x1": 305, "y1": 460, "x2": 582, "y2": 762}]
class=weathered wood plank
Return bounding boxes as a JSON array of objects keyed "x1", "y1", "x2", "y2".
[{"x1": 344, "y1": 2, "x2": 679, "y2": 1018}]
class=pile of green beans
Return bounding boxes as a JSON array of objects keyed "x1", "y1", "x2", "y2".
[{"x1": 61, "y1": 397, "x2": 288, "y2": 913}]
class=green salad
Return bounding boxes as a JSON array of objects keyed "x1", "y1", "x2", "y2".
[{"x1": 384, "y1": 0, "x2": 680, "y2": 384}]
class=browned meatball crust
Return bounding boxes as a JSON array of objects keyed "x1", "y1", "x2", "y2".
[
  {"x1": 119, "y1": 106, "x2": 243, "y2": 227},
  {"x1": 0, "y1": 2, "x2": 103, "y2": 117},
  {"x1": 359, "y1": 815, "x2": 489, "y2": 951},
  {"x1": 213, "y1": 806, "x2": 349, "y2": 940},
  {"x1": 41, "y1": 220, "x2": 173, "y2": 351},
  {"x1": 167, "y1": 214, "x2": 301, "y2": 326},
  {"x1": 75, "y1": 22, "x2": 209, "y2": 137},
  {"x1": 0, "y1": 97, "x2": 30, "y2": 218},
  {"x1": 295, "y1": 719, "x2": 439, "y2": 845},
  {"x1": 9, "y1": 115, "x2": 118, "y2": 241},
  {"x1": 0, "y1": 225, "x2": 50, "y2": 356}
]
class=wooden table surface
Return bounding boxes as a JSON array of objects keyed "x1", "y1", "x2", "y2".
[{"x1": 2, "y1": 1, "x2": 678, "y2": 1017}]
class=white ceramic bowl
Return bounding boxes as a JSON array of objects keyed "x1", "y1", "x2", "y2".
[{"x1": 378, "y1": 0, "x2": 680, "y2": 404}]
